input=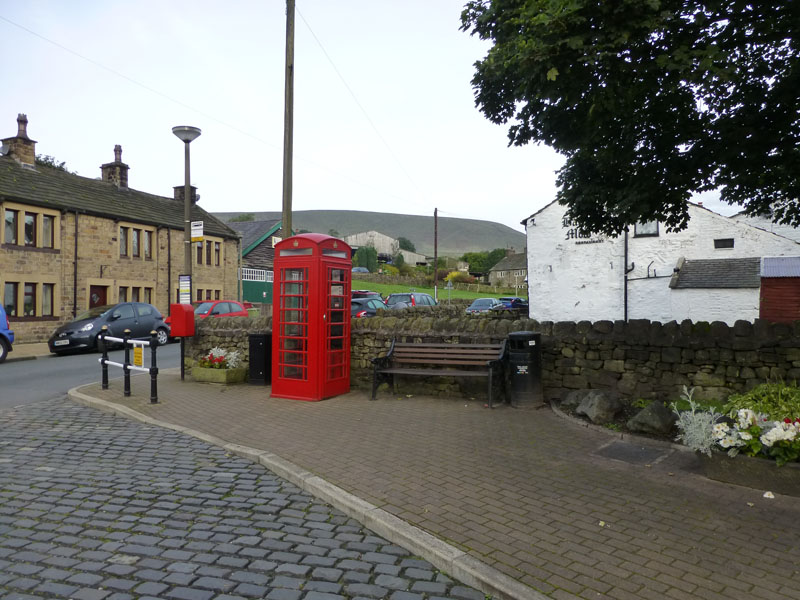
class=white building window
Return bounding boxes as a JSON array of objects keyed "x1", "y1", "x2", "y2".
[{"x1": 634, "y1": 221, "x2": 659, "y2": 237}]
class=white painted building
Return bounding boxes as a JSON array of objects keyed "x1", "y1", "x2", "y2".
[
  {"x1": 522, "y1": 201, "x2": 800, "y2": 324},
  {"x1": 342, "y1": 230, "x2": 428, "y2": 265},
  {"x1": 730, "y1": 211, "x2": 800, "y2": 243}
]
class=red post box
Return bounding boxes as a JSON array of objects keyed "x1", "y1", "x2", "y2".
[
  {"x1": 169, "y1": 303, "x2": 195, "y2": 337},
  {"x1": 271, "y1": 234, "x2": 351, "y2": 401}
]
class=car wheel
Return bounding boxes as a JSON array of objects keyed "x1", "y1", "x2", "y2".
[
  {"x1": 0, "y1": 339, "x2": 8, "y2": 364},
  {"x1": 156, "y1": 328, "x2": 169, "y2": 346}
]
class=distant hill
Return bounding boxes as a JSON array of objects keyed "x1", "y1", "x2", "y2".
[{"x1": 212, "y1": 210, "x2": 526, "y2": 257}]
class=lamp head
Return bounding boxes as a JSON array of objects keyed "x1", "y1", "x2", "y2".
[{"x1": 172, "y1": 125, "x2": 201, "y2": 143}]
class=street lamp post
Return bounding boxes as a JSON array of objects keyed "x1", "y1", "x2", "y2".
[{"x1": 172, "y1": 126, "x2": 201, "y2": 281}]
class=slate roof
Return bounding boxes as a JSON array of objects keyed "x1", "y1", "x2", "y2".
[
  {"x1": 671, "y1": 257, "x2": 761, "y2": 289},
  {"x1": 489, "y1": 253, "x2": 528, "y2": 272},
  {"x1": 227, "y1": 219, "x2": 282, "y2": 254},
  {"x1": 0, "y1": 156, "x2": 237, "y2": 239},
  {"x1": 761, "y1": 256, "x2": 800, "y2": 278}
]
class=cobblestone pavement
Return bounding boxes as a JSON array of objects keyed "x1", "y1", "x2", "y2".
[
  {"x1": 75, "y1": 374, "x2": 800, "y2": 600},
  {"x1": 0, "y1": 399, "x2": 487, "y2": 600}
]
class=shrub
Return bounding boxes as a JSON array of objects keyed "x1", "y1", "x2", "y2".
[
  {"x1": 723, "y1": 382, "x2": 800, "y2": 421},
  {"x1": 671, "y1": 386, "x2": 722, "y2": 457}
]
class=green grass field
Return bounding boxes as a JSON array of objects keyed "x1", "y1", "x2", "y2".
[{"x1": 352, "y1": 279, "x2": 508, "y2": 301}]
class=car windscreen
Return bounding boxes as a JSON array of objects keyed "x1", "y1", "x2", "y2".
[
  {"x1": 194, "y1": 302, "x2": 214, "y2": 315},
  {"x1": 74, "y1": 305, "x2": 112, "y2": 321},
  {"x1": 386, "y1": 295, "x2": 409, "y2": 305}
]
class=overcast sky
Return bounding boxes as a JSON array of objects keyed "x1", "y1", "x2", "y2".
[
  {"x1": 1, "y1": 1, "x2": 731, "y2": 235},
  {"x1": 0, "y1": 1, "x2": 572, "y2": 233}
]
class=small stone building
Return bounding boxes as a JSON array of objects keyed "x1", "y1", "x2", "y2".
[
  {"x1": 0, "y1": 114, "x2": 240, "y2": 342},
  {"x1": 488, "y1": 252, "x2": 527, "y2": 290}
]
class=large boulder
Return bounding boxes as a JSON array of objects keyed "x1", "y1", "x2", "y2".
[
  {"x1": 626, "y1": 401, "x2": 677, "y2": 435},
  {"x1": 575, "y1": 390, "x2": 623, "y2": 425}
]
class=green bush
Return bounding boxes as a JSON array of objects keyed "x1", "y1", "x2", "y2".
[{"x1": 723, "y1": 382, "x2": 800, "y2": 420}]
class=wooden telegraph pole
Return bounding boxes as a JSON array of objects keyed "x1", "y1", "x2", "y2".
[
  {"x1": 282, "y1": 0, "x2": 295, "y2": 238},
  {"x1": 433, "y1": 208, "x2": 438, "y2": 302}
]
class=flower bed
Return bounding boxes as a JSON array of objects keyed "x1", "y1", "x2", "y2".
[
  {"x1": 702, "y1": 451, "x2": 800, "y2": 497},
  {"x1": 192, "y1": 366, "x2": 247, "y2": 384}
]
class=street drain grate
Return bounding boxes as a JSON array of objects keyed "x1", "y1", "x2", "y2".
[{"x1": 595, "y1": 441, "x2": 669, "y2": 465}]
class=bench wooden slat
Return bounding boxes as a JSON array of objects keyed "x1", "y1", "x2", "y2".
[
  {"x1": 378, "y1": 368, "x2": 488, "y2": 377},
  {"x1": 394, "y1": 358, "x2": 494, "y2": 367}
]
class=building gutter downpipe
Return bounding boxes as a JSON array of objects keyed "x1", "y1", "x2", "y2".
[
  {"x1": 73, "y1": 210, "x2": 79, "y2": 318},
  {"x1": 623, "y1": 228, "x2": 635, "y2": 322}
]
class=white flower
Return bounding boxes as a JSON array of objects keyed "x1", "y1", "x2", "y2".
[
  {"x1": 739, "y1": 431, "x2": 752, "y2": 441},
  {"x1": 712, "y1": 423, "x2": 730, "y2": 440},
  {"x1": 737, "y1": 409, "x2": 756, "y2": 429},
  {"x1": 719, "y1": 435, "x2": 742, "y2": 449},
  {"x1": 760, "y1": 422, "x2": 798, "y2": 448}
]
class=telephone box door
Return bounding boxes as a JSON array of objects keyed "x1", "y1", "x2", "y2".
[{"x1": 323, "y1": 265, "x2": 351, "y2": 398}]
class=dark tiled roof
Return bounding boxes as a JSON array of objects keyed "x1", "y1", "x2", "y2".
[
  {"x1": 227, "y1": 219, "x2": 281, "y2": 251},
  {"x1": 0, "y1": 156, "x2": 237, "y2": 239},
  {"x1": 761, "y1": 256, "x2": 800, "y2": 278},
  {"x1": 490, "y1": 253, "x2": 527, "y2": 272},
  {"x1": 671, "y1": 257, "x2": 761, "y2": 289}
]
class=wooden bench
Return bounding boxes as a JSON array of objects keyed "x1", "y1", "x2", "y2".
[{"x1": 371, "y1": 339, "x2": 507, "y2": 407}]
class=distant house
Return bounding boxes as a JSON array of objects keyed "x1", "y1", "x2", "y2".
[
  {"x1": 343, "y1": 230, "x2": 428, "y2": 266},
  {"x1": 488, "y1": 253, "x2": 527, "y2": 290},
  {"x1": 226, "y1": 219, "x2": 283, "y2": 304},
  {"x1": 0, "y1": 113, "x2": 240, "y2": 343}
]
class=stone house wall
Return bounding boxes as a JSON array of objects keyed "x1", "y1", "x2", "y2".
[{"x1": 185, "y1": 308, "x2": 800, "y2": 403}]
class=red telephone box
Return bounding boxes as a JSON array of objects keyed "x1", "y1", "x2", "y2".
[{"x1": 271, "y1": 234, "x2": 352, "y2": 401}]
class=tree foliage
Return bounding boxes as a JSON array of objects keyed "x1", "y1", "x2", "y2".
[
  {"x1": 461, "y1": 1, "x2": 800, "y2": 235},
  {"x1": 397, "y1": 236, "x2": 416, "y2": 252},
  {"x1": 461, "y1": 248, "x2": 508, "y2": 273},
  {"x1": 228, "y1": 213, "x2": 255, "y2": 222},
  {"x1": 353, "y1": 246, "x2": 378, "y2": 272},
  {"x1": 35, "y1": 154, "x2": 73, "y2": 173}
]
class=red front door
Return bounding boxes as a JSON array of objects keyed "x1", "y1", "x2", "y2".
[{"x1": 89, "y1": 285, "x2": 107, "y2": 308}]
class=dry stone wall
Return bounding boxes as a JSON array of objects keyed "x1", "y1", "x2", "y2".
[{"x1": 186, "y1": 309, "x2": 800, "y2": 403}]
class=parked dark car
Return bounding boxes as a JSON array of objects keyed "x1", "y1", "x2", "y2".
[
  {"x1": 48, "y1": 302, "x2": 169, "y2": 354},
  {"x1": 498, "y1": 296, "x2": 529, "y2": 310},
  {"x1": 351, "y1": 298, "x2": 388, "y2": 318},
  {"x1": 0, "y1": 304, "x2": 14, "y2": 363},
  {"x1": 466, "y1": 298, "x2": 504, "y2": 314},
  {"x1": 385, "y1": 292, "x2": 437, "y2": 309},
  {"x1": 352, "y1": 290, "x2": 383, "y2": 300}
]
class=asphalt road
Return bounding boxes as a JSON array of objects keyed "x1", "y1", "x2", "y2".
[
  {"x1": 0, "y1": 344, "x2": 180, "y2": 409},
  {"x1": 0, "y1": 398, "x2": 484, "y2": 600}
]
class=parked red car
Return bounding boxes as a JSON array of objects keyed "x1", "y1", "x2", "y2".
[{"x1": 165, "y1": 300, "x2": 250, "y2": 329}]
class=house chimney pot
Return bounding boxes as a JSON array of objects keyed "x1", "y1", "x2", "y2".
[
  {"x1": 173, "y1": 185, "x2": 198, "y2": 205},
  {"x1": 16, "y1": 114, "x2": 29, "y2": 139}
]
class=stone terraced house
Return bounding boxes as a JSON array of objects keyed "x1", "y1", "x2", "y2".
[{"x1": 0, "y1": 114, "x2": 241, "y2": 343}]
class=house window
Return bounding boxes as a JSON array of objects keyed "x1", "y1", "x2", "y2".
[
  {"x1": 132, "y1": 229, "x2": 141, "y2": 257},
  {"x1": 196, "y1": 288, "x2": 203, "y2": 302},
  {"x1": 196, "y1": 242, "x2": 203, "y2": 264},
  {"x1": 714, "y1": 238, "x2": 734, "y2": 249},
  {"x1": 4, "y1": 209, "x2": 18, "y2": 244},
  {"x1": 24, "y1": 213, "x2": 36, "y2": 246},
  {"x1": 23, "y1": 283, "x2": 36, "y2": 317},
  {"x1": 42, "y1": 215, "x2": 54, "y2": 248},
  {"x1": 206, "y1": 241, "x2": 212, "y2": 265},
  {"x1": 144, "y1": 230, "x2": 152, "y2": 259},
  {"x1": 214, "y1": 289, "x2": 220, "y2": 300},
  {"x1": 42, "y1": 283, "x2": 54, "y2": 317},
  {"x1": 119, "y1": 286, "x2": 128, "y2": 302},
  {"x1": 120, "y1": 227, "x2": 129, "y2": 256},
  {"x1": 131, "y1": 287, "x2": 140, "y2": 302},
  {"x1": 634, "y1": 221, "x2": 659, "y2": 237},
  {"x1": 144, "y1": 287, "x2": 152, "y2": 304},
  {"x1": 4, "y1": 282, "x2": 18, "y2": 316},
  {"x1": 206, "y1": 289, "x2": 212, "y2": 300},
  {"x1": 214, "y1": 242, "x2": 220, "y2": 266}
]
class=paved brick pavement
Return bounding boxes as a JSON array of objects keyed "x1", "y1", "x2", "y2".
[
  {"x1": 69, "y1": 372, "x2": 800, "y2": 600},
  {"x1": 0, "y1": 398, "x2": 488, "y2": 600}
]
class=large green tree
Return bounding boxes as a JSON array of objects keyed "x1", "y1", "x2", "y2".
[{"x1": 461, "y1": 1, "x2": 800, "y2": 235}]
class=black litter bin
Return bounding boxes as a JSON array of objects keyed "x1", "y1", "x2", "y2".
[
  {"x1": 248, "y1": 333, "x2": 272, "y2": 385},
  {"x1": 507, "y1": 331, "x2": 543, "y2": 407}
]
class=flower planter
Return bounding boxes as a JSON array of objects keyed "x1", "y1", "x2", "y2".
[
  {"x1": 191, "y1": 366, "x2": 248, "y2": 384},
  {"x1": 703, "y1": 451, "x2": 800, "y2": 497}
]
